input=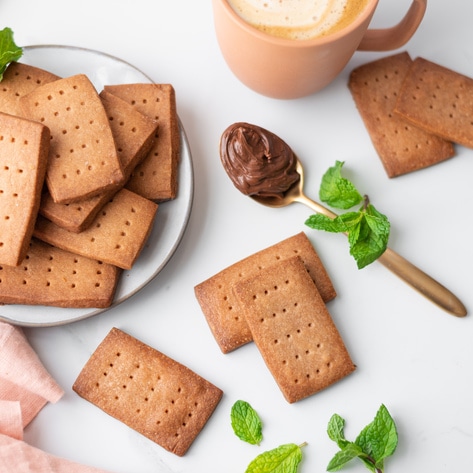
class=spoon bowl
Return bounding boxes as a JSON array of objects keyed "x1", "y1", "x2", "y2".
[{"x1": 250, "y1": 157, "x2": 466, "y2": 317}]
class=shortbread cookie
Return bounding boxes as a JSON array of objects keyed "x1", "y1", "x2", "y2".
[
  {"x1": 73, "y1": 328, "x2": 223, "y2": 456},
  {"x1": 34, "y1": 188, "x2": 158, "y2": 270},
  {"x1": 233, "y1": 256, "x2": 355, "y2": 403},
  {"x1": 0, "y1": 112, "x2": 50, "y2": 266},
  {"x1": 38, "y1": 91, "x2": 159, "y2": 233},
  {"x1": 349, "y1": 52, "x2": 454, "y2": 177},
  {"x1": 104, "y1": 83, "x2": 180, "y2": 201},
  {"x1": 20, "y1": 74, "x2": 124, "y2": 203},
  {"x1": 0, "y1": 238, "x2": 120, "y2": 308},
  {"x1": 194, "y1": 232, "x2": 336, "y2": 354},
  {"x1": 0, "y1": 62, "x2": 60, "y2": 117},
  {"x1": 394, "y1": 56, "x2": 473, "y2": 148}
]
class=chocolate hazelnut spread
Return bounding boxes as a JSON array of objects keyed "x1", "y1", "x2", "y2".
[{"x1": 220, "y1": 122, "x2": 300, "y2": 199}]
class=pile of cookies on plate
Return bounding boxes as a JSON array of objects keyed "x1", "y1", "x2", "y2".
[{"x1": 0, "y1": 61, "x2": 180, "y2": 308}]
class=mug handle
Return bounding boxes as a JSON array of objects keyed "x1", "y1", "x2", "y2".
[{"x1": 357, "y1": 0, "x2": 427, "y2": 51}]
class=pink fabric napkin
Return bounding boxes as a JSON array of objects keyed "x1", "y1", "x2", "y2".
[{"x1": 0, "y1": 321, "x2": 112, "y2": 473}]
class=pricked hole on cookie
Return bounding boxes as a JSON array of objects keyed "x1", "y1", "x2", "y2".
[
  {"x1": 95, "y1": 283, "x2": 101, "y2": 287},
  {"x1": 274, "y1": 339, "x2": 278, "y2": 344},
  {"x1": 46, "y1": 281, "x2": 51, "y2": 287},
  {"x1": 70, "y1": 283, "x2": 76, "y2": 289}
]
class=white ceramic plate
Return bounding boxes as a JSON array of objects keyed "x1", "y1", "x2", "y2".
[{"x1": 0, "y1": 45, "x2": 194, "y2": 327}]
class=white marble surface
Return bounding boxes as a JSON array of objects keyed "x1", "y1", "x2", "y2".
[{"x1": 2, "y1": 0, "x2": 473, "y2": 471}]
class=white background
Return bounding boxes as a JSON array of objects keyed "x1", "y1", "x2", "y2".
[{"x1": 1, "y1": 0, "x2": 473, "y2": 472}]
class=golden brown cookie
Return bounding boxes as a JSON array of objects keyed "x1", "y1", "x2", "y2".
[
  {"x1": 20, "y1": 74, "x2": 124, "y2": 203},
  {"x1": 233, "y1": 256, "x2": 355, "y2": 403},
  {"x1": 0, "y1": 238, "x2": 121, "y2": 308},
  {"x1": 0, "y1": 62, "x2": 60, "y2": 117},
  {"x1": 349, "y1": 52, "x2": 454, "y2": 177},
  {"x1": 104, "y1": 83, "x2": 180, "y2": 201},
  {"x1": 73, "y1": 328, "x2": 223, "y2": 456},
  {"x1": 0, "y1": 112, "x2": 50, "y2": 266},
  {"x1": 394, "y1": 56, "x2": 473, "y2": 148},
  {"x1": 34, "y1": 188, "x2": 158, "y2": 270}
]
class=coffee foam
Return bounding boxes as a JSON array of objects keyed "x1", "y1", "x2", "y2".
[{"x1": 227, "y1": 0, "x2": 369, "y2": 40}]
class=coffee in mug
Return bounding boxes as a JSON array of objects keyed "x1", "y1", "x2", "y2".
[
  {"x1": 212, "y1": 0, "x2": 427, "y2": 99},
  {"x1": 227, "y1": 0, "x2": 371, "y2": 41}
]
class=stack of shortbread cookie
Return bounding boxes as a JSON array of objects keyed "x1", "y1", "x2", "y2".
[{"x1": 0, "y1": 61, "x2": 180, "y2": 308}]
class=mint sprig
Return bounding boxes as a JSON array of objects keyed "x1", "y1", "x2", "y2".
[
  {"x1": 327, "y1": 404, "x2": 398, "y2": 473},
  {"x1": 305, "y1": 161, "x2": 390, "y2": 269},
  {"x1": 245, "y1": 443, "x2": 306, "y2": 473},
  {"x1": 231, "y1": 400, "x2": 263, "y2": 445},
  {"x1": 0, "y1": 27, "x2": 22, "y2": 81}
]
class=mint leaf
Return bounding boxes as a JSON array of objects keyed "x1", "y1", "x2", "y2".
[
  {"x1": 326, "y1": 405, "x2": 398, "y2": 473},
  {"x1": 327, "y1": 442, "x2": 365, "y2": 472},
  {"x1": 245, "y1": 443, "x2": 305, "y2": 473},
  {"x1": 0, "y1": 27, "x2": 22, "y2": 81},
  {"x1": 327, "y1": 413, "x2": 349, "y2": 448},
  {"x1": 319, "y1": 160, "x2": 362, "y2": 209},
  {"x1": 348, "y1": 201, "x2": 390, "y2": 269},
  {"x1": 355, "y1": 404, "x2": 398, "y2": 470},
  {"x1": 305, "y1": 161, "x2": 390, "y2": 269},
  {"x1": 231, "y1": 400, "x2": 263, "y2": 445}
]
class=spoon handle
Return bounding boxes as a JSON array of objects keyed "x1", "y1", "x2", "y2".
[{"x1": 296, "y1": 193, "x2": 467, "y2": 317}]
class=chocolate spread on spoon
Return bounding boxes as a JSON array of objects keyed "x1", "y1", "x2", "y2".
[{"x1": 220, "y1": 122, "x2": 300, "y2": 199}]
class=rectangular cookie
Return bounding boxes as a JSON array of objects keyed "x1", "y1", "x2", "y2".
[
  {"x1": 103, "y1": 83, "x2": 180, "y2": 202},
  {"x1": 0, "y1": 112, "x2": 50, "y2": 266},
  {"x1": 20, "y1": 74, "x2": 125, "y2": 203},
  {"x1": 38, "y1": 90, "x2": 159, "y2": 233},
  {"x1": 348, "y1": 52, "x2": 454, "y2": 177},
  {"x1": 34, "y1": 188, "x2": 158, "y2": 270},
  {"x1": 0, "y1": 238, "x2": 121, "y2": 308},
  {"x1": 0, "y1": 62, "x2": 60, "y2": 117},
  {"x1": 233, "y1": 256, "x2": 356, "y2": 403},
  {"x1": 194, "y1": 232, "x2": 336, "y2": 354},
  {"x1": 394, "y1": 56, "x2": 473, "y2": 148},
  {"x1": 72, "y1": 327, "x2": 223, "y2": 456}
]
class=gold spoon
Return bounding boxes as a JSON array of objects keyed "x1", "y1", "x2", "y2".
[{"x1": 251, "y1": 158, "x2": 467, "y2": 317}]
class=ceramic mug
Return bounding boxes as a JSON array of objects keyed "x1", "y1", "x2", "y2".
[{"x1": 212, "y1": 0, "x2": 427, "y2": 99}]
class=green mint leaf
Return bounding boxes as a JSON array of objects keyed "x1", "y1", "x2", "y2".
[
  {"x1": 327, "y1": 405, "x2": 398, "y2": 473},
  {"x1": 348, "y1": 202, "x2": 390, "y2": 269},
  {"x1": 327, "y1": 442, "x2": 365, "y2": 472},
  {"x1": 245, "y1": 443, "x2": 304, "y2": 473},
  {"x1": 355, "y1": 404, "x2": 398, "y2": 469},
  {"x1": 327, "y1": 413, "x2": 349, "y2": 448},
  {"x1": 0, "y1": 27, "x2": 22, "y2": 81},
  {"x1": 231, "y1": 400, "x2": 263, "y2": 445},
  {"x1": 319, "y1": 160, "x2": 362, "y2": 210}
]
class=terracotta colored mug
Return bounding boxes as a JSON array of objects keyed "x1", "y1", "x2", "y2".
[{"x1": 212, "y1": 0, "x2": 427, "y2": 99}]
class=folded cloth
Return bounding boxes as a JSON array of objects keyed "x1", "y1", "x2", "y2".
[
  {"x1": 0, "y1": 322, "x2": 113, "y2": 472},
  {"x1": 0, "y1": 433, "x2": 113, "y2": 472},
  {"x1": 0, "y1": 322, "x2": 64, "y2": 427}
]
